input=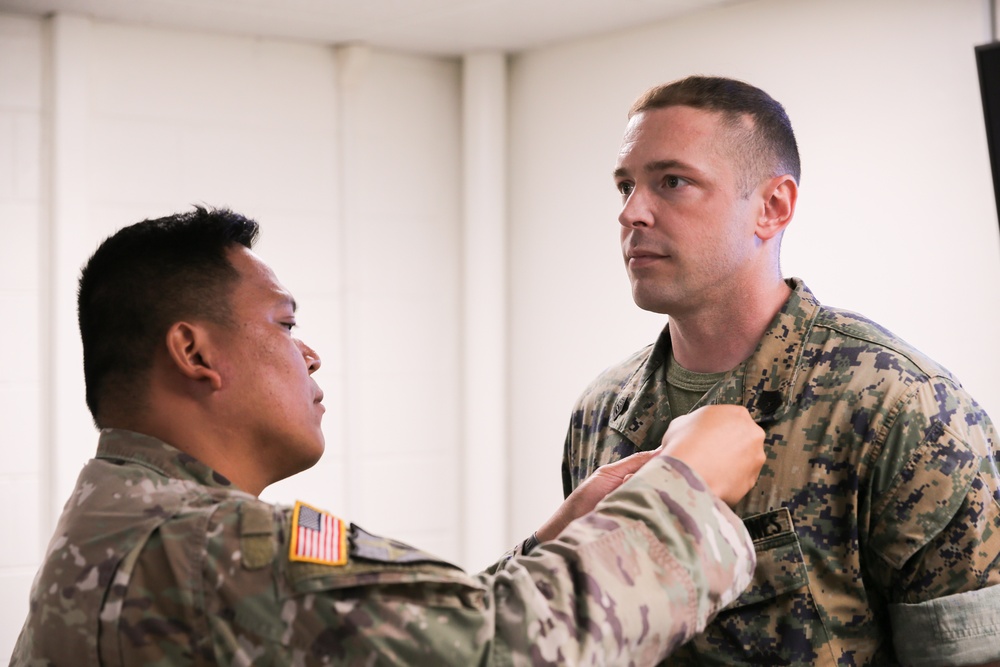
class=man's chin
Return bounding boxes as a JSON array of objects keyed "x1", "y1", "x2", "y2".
[
  {"x1": 300, "y1": 441, "x2": 326, "y2": 471},
  {"x1": 632, "y1": 289, "x2": 674, "y2": 315},
  {"x1": 276, "y1": 440, "x2": 326, "y2": 480}
]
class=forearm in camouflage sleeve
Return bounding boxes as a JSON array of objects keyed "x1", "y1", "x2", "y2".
[{"x1": 483, "y1": 455, "x2": 756, "y2": 666}]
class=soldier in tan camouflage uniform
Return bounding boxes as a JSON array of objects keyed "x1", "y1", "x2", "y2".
[
  {"x1": 12, "y1": 207, "x2": 769, "y2": 666},
  {"x1": 561, "y1": 76, "x2": 1000, "y2": 665}
]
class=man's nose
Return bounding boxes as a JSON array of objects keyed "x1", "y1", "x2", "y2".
[
  {"x1": 619, "y1": 188, "x2": 653, "y2": 229},
  {"x1": 299, "y1": 340, "x2": 321, "y2": 373}
]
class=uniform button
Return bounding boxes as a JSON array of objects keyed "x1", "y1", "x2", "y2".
[{"x1": 757, "y1": 390, "x2": 781, "y2": 416}]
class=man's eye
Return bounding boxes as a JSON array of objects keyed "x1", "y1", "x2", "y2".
[
  {"x1": 282, "y1": 322, "x2": 297, "y2": 331},
  {"x1": 664, "y1": 175, "x2": 684, "y2": 189},
  {"x1": 617, "y1": 182, "x2": 634, "y2": 196}
]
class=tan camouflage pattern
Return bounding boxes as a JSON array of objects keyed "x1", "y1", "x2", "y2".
[
  {"x1": 563, "y1": 278, "x2": 1000, "y2": 666},
  {"x1": 12, "y1": 427, "x2": 755, "y2": 666}
]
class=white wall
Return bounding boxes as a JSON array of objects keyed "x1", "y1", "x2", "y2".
[
  {"x1": 0, "y1": 13, "x2": 46, "y2": 658},
  {"x1": 507, "y1": 0, "x2": 1000, "y2": 539},
  {"x1": 333, "y1": 45, "x2": 464, "y2": 564}
]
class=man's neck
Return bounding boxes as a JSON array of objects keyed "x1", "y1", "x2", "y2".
[
  {"x1": 120, "y1": 401, "x2": 266, "y2": 497},
  {"x1": 668, "y1": 278, "x2": 791, "y2": 374}
]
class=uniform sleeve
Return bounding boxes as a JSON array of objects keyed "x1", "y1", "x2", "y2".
[
  {"x1": 866, "y1": 377, "x2": 1000, "y2": 666},
  {"x1": 485, "y1": 455, "x2": 755, "y2": 665},
  {"x1": 116, "y1": 457, "x2": 753, "y2": 666}
]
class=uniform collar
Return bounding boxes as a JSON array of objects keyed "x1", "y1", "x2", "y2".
[
  {"x1": 609, "y1": 278, "x2": 820, "y2": 441},
  {"x1": 734, "y1": 278, "x2": 820, "y2": 422},
  {"x1": 95, "y1": 428, "x2": 237, "y2": 490}
]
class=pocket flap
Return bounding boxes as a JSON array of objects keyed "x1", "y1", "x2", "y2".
[{"x1": 728, "y1": 507, "x2": 809, "y2": 608}]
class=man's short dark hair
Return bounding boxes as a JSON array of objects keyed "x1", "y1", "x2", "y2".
[
  {"x1": 630, "y1": 76, "x2": 800, "y2": 197},
  {"x1": 78, "y1": 206, "x2": 260, "y2": 426}
]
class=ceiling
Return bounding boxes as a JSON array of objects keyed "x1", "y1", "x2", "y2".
[{"x1": 0, "y1": 0, "x2": 746, "y2": 56}]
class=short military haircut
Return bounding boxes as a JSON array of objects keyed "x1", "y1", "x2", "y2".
[
  {"x1": 78, "y1": 206, "x2": 260, "y2": 426},
  {"x1": 630, "y1": 76, "x2": 800, "y2": 197}
]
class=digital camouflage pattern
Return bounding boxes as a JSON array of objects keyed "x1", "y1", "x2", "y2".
[
  {"x1": 563, "y1": 279, "x2": 1000, "y2": 666},
  {"x1": 12, "y1": 428, "x2": 755, "y2": 666}
]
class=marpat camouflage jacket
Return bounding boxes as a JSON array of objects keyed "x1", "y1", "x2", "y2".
[
  {"x1": 563, "y1": 278, "x2": 1000, "y2": 666},
  {"x1": 13, "y1": 428, "x2": 754, "y2": 666}
]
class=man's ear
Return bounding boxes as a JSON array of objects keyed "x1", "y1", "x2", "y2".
[
  {"x1": 756, "y1": 175, "x2": 797, "y2": 241},
  {"x1": 164, "y1": 322, "x2": 223, "y2": 391}
]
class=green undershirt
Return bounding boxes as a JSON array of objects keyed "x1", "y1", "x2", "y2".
[{"x1": 665, "y1": 354, "x2": 727, "y2": 417}]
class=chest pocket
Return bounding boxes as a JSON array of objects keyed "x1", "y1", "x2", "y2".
[
  {"x1": 669, "y1": 507, "x2": 837, "y2": 666},
  {"x1": 732, "y1": 507, "x2": 809, "y2": 605}
]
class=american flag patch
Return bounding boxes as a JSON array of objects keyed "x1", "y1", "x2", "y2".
[{"x1": 289, "y1": 501, "x2": 348, "y2": 566}]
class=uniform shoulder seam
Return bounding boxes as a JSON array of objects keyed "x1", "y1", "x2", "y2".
[{"x1": 812, "y1": 305, "x2": 954, "y2": 382}]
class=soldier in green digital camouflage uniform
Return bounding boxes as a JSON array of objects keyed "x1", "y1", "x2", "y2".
[
  {"x1": 11, "y1": 207, "x2": 770, "y2": 666},
  {"x1": 561, "y1": 76, "x2": 1000, "y2": 666}
]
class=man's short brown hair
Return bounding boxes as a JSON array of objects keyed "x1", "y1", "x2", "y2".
[{"x1": 631, "y1": 76, "x2": 800, "y2": 197}]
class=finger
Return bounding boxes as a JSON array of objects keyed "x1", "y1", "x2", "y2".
[{"x1": 602, "y1": 449, "x2": 658, "y2": 476}]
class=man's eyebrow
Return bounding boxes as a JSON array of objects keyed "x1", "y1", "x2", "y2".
[
  {"x1": 644, "y1": 159, "x2": 693, "y2": 173},
  {"x1": 613, "y1": 159, "x2": 694, "y2": 180},
  {"x1": 276, "y1": 293, "x2": 297, "y2": 312}
]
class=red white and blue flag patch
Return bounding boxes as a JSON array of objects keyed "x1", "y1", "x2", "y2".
[{"x1": 289, "y1": 501, "x2": 348, "y2": 566}]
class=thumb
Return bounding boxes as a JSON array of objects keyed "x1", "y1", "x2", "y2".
[{"x1": 607, "y1": 449, "x2": 658, "y2": 478}]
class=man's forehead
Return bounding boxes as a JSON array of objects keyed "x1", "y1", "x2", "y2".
[
  {"x1": 617, "y1": 106, "x2": 735, "y2": 166},
  {"x1": 623, "y1": 105, "x2": 725, "y2": 138},
  {"x1": 229, "y1": 245, "x2": 296, "y2": 309}
]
